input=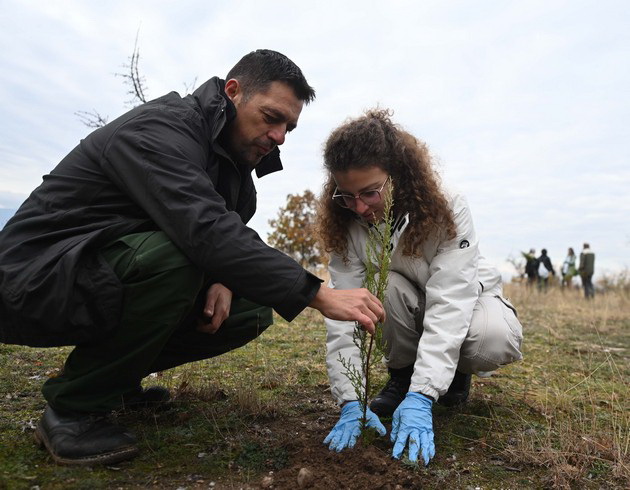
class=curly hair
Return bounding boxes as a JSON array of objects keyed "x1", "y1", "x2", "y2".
[{"x1": 316, "y1": 108, "x2": 456, "y2": 260}]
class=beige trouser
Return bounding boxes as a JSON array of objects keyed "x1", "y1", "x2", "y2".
[{"x1": 382, "y1": 271, "x2": 523, "y2": 373}]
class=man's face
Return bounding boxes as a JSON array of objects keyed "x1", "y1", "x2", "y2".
[{"x1": 224, "y1": 80, "x2": 303, "y2": 168}]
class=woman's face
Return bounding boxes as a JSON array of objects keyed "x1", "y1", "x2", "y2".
[{"x1": 332, "y1": 166, "x2": 390, "y2": 223}]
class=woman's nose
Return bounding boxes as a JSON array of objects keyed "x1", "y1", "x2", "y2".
[{"x1": 354, "y1": 199, "x2": 370, "y2": 214}]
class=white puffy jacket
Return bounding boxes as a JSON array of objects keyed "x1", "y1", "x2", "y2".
[{"x1": 325, "y1": 189, "x2": 503, "y2": 403}]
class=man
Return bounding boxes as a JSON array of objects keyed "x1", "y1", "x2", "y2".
[
  {"x1": 578, "y1": 242, "x2": 596, "y2": 299},
  {"x1": 0, "y1": 49, "x2": 384, "y2": 465},
  {"x1": 536, "y1": 248, "x2": 555, "y2": 292},
  {"x1": 522, "y1": 248, "x2": 537, "y2": 287}
]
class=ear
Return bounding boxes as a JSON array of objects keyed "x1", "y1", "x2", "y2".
[{"x1": 224, "y1": 78, "x2": 241, "y2": 103}]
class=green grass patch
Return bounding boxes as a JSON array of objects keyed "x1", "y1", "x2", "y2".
[{"x1": 0, "y1": 288, "x2": 628, "y2": 489}]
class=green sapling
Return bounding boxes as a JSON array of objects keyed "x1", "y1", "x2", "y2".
[{"x1": 338, "y1": 182, "x2": 394, "y2": 430}]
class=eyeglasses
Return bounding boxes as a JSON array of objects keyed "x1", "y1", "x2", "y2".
[{"x1": 332, "y1": 176, "x2": 390, "y2": 209}]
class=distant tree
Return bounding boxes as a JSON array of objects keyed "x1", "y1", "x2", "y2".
[
  {"x1": 267, "y1": 190, "x2": 324, "y2": 270},
  {"x1": 506, "y1": 252, "x2": 526, "y2": 281},
  {"x1": 76, "y1": 29, "x2": 195, "y2": 128}
]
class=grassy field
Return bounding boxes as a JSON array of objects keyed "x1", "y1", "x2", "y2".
[{"x1": 0, "y1": 283, "x2": 628, "y2": 489}]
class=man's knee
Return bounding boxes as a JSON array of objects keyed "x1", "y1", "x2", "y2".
[
  {"x1": 223, "y1": 298, "x2": 273, "y2": 336},
  {"x1": 149, "y1": 300, "x2": 274, "y2": 372},
  {"x1": 101, "y1": 231, "x2": 205, "y2": 316}
]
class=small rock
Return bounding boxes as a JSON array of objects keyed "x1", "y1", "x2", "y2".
[
  {"x1": 261, "y1": 475, "x2": 274, "y2": 488},
  {"x1": 297, "y1": 467, "x2": 313, "y2": 488}
]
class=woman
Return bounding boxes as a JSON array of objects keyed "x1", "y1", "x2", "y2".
[
  {"x1": 318, "y1": 109, "x2": 523, "y2": 465},
  {"x1": 561, "y1": 247, "x2": 577, "y2": 289}
]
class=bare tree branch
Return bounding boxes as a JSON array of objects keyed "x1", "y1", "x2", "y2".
[
  {"x1": 74, "y1": 110, "x2": 109, "y2": 128},
  {"x1": 77, "y1": 26, "x2": 197, "y2": 128},
  {"x1": 183, "y1": 76, "x2": 198, "y2": 95},
  {"x1": 115, "y1": 28, "x2": 147, "y2": 106}
]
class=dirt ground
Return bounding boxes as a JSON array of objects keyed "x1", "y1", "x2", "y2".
[
  {"x1": 196, "y1": 385, "x2": 532, "y2": 490},
  {"x1": 255, "y1": 420, "x2": 423, "y2": 490}
]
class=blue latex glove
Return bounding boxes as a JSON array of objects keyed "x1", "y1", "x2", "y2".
[
  {"x1": 323, "y1": 401, "x2": 387, "y2": 452},
  {"x1": 391, "y1": 392, "x2": 435, "y2": 465}
]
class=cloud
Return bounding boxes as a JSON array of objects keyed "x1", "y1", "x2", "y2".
[{"x1": 0, "y1": 0, "x2": 628, "y2": 279}]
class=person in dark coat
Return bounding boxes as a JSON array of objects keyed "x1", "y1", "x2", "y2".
[
  {"x1": 578, "y1": 242, "x2": 596, "y2": 299},
  {"x1": 536, "y1": 248, "x2": 555, "y2": 292},
  {"x1": 522, "y1": 248, "x2": 538, "y2": 287},
  {"x1": 0, "y1": 49, "x2": 384, "y2": 465}
]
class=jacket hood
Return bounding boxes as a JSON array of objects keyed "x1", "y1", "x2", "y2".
[{"x1": 191, "y1": 77, "x2": 283, "y2": 178}]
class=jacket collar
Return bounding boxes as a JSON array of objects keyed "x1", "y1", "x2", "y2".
[
  {"x1": 354, "y1": 212, "x2": 410, "y2": 254},
  {"x1": 191, "y1": 77, "x2": 284, "y2": 179}
]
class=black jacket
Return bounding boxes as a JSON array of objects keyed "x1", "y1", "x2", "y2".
[
  {"x1": 537, "y1": 254, "x2": 554, "y2": 276},
  {"x1": 0, "y1": 77, "x2": 321, "y2": 347}
]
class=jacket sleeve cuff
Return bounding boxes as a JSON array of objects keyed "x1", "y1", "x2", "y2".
[
  {"x1": 274, "y1": 270, "x2": 323, "y2": 321},
  {"x1": 410, "y1": 382, "x2": 439, "y2": 401}
]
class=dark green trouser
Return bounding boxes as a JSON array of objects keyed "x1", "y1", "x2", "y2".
[{"x1": 42, "y1": 231, "x2": 273, "y2": 413}]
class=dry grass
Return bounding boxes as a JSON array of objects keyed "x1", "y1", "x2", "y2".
[
  {"x1": 499, "y1": 283, "x2": 629, "y2": 488},
  {"x1": 0, "y1": 283, "x2": 628, "y2": 488}
]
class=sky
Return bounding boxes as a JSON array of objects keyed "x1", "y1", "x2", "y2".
[{"x1": 1, "y1": 0, "x2": 629, "y2": 281}]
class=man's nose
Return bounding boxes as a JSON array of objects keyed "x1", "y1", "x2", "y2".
[{"x1": 268, "y1": 126, "x2": 286, "y2": 146}]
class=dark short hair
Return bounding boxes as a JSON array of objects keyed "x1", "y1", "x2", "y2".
[{"x1": 226, "y1": 49, "x2": 315, "y2": 104}]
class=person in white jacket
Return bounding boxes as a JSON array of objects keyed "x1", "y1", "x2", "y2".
[{"x1": 318, "y1": 109, "x2": 523, "y2": 465}]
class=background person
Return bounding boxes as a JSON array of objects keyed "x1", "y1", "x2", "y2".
[
  {"x1": 536, "y1": 248, "x2": 555, "y2": 292},
  {"x1": 0, "y1": 49, "x2": 384, "y2": 466},
  {"x1": 523, "y1": 248, "x2": 538, "y2": 287},
  {"x1": 578, "y1": 243, "x2": 596, "y2": 299},
  {"x1": 317, "y1": 109, "x2": 523, "y2": 465},
  {"x1": 561, "y1": 247, "x2": 578, "y2": 289}
]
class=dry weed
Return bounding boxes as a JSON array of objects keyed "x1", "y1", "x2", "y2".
[{"x1": 501, "y1": 282, "x2": 629, "y2": 488}]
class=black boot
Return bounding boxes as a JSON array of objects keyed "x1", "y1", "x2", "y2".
[
  {"x1": 34, "y1": 405, "x2": 139, "y2": 465},
  {"x1": 438, "y1": 370, "x2": 472, "y2": 407},
  {"x1": 369, "y1": 365, "x2": 414, "y2": 418}
]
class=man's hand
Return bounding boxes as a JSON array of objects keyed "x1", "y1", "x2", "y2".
[
  {"x1": 309, "y1": 285, "x2": 385, "y2": 334},
  {"x1": 323, "y1": 401, "x2": 386, "y2": 452},
  {"x1": 196, "y1": 283, "x2": 232, "y2": 334},
  {"x1": 391, "y1": 392, "x2": 435, "y2": 465}
]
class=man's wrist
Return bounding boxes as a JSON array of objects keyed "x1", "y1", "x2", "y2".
[{"x1": 308, "y1": 284, "x2": 326, "y2": 310}]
